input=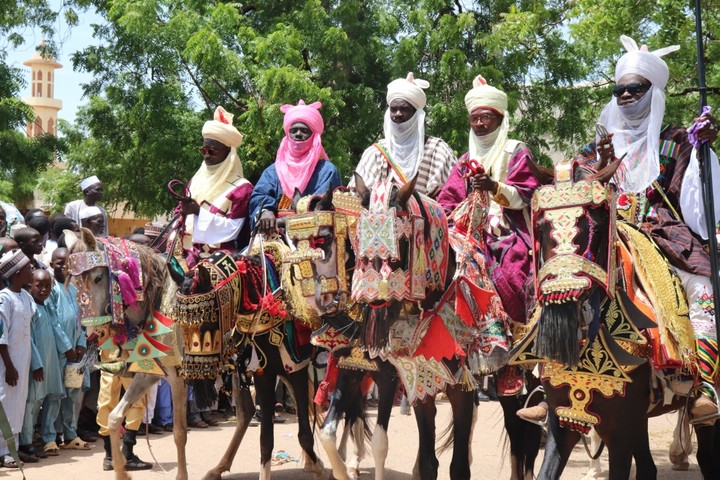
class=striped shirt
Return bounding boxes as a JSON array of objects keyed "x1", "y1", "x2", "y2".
[{"x1": 350, "y1": 137, "x2": 457, "y2": 198}]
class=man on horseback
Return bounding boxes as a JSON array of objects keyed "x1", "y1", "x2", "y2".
[
  {"x1": 178, "y1": 106, "x2": 253, "y2": 267},
  {"x1": 350, "y1": 72, "x2": 456, "y2": 198},
  {"x1": 519, "y1": 35, "x2": 720, "y2": 424}
]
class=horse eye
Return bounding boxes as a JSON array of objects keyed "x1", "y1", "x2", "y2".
[{"x1": 93, "y1": 276, "x2": 103, "y2": 285}]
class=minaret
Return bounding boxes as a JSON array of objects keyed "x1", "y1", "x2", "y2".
[{"x1": 23, "y1": 39, "x2": 62, "y2": 137}]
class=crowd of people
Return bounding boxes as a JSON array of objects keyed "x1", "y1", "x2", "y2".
[{"x1": 0, "y1": 32, "x2": 719, "y2": 471}]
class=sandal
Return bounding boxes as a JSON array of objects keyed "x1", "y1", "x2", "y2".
[
  {"x1": 78, "y1": 431, "x2": 98, "y2": 443},
  {"x1": 43, "y1": 441, "x2": 60, "y2": 456},
  {"x1": 0, "y1": 454, "x2": 19, "y2": 468},
  {"x1": 20, "y1": 444, "x2": 45, "y2": 460},
  {"x1": 188, "y1": 420, "x2": 209, "y2": 429},
  {"x1": 60, "y1": 437, "x2": 93, "y2": 450},
  {"x1": 200, "y1": 414, "x2": 218, "y2": 427},
  {"x1": 17, "y1": 450, "x2": 38, "y2": 463}
]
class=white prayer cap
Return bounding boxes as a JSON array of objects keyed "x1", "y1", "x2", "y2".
[
  {"x1": 615, "y1": 35, "x2": 679, "y2": 90},
  {"x1": 80, "y1": 175, "x2": 101, "y2": 191},
  {"x1": 202, "y1": 106, "x2": 244, "y2": 148},
  {"x1": 386, "y1": 72, "x2": 430, "y2": 110},
  {"x1": 79, "y1": 206, "x2": 103, "y2": 220},
  {"x1": 9, "y1": 223, "x2": 27, "y2": 238},
  {"x1": 0, "y1": 249, "x2": 30, "y2": 279},
  {"x1": 464, "y1": 75, "x2": 508, "y2": 115}
]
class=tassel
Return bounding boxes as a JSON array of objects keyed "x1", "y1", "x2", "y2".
[
  {"x1": 123, "y1": 257, "x2": 141, "y2": 289},
  {"x1": 117, "y1": 273, "x2": 138, "y2": 306}
]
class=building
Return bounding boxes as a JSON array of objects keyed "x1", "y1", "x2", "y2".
[{"x1": 22, "y1": 39, "x2": 62, "y2": 137}]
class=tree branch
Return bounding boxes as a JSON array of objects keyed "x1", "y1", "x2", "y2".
[
  {"x1": 177, "y1": 54, "x2": 214, "y2": 113},
  {"x1": 670, "y1": 86, "x2": 720, "y2": 97},
  {"x1": 210, "y1": 77, "x2": 247, "y2": 112}
]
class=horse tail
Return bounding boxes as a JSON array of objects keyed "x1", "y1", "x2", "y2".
[
  {"x1": 533, "y1": 302, "x2": 582, "y2": 367},
  {"x1": 308, "y1": 377, "x2": 325, "y2": 430},
  {"x1": 436, "y1": 414, "x2": 455, "y2": 457}
]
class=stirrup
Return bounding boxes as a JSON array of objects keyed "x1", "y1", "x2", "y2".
[
  {"x1": 519, "y1": 385, "x2": 547, "y2": 429},
  {"x1": 689, "y1": 382, "x2": 720, "y2": 426}
]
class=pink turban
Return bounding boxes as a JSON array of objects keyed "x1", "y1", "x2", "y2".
[{"x1": 275, "y1": 100, "x2": 329, "y2": 199}]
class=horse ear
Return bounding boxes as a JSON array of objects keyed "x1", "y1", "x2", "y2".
[
  {"x1": 353, "y1": 173, "x2": 370, "y2": 207},
  {"x1": 197, "y1": 264, "x2": 212, "y2": 290},
  {"x1": 292, "y1": 188, "x2": 303, "y2": 211},
  {"x1": 79, "y1": 227, "x2": 97, "y2": 250},
  {"x1": 64, "y1": 230, "x2": 79, "y2": 250},
  {"x1": 317, "y1": 187, "x2": 334, "y2": 211},
  {"x1": 590, "y1": 155, "x2": 624, "y2": 184},
  {"x1": 527, "y1": 156, "x2": 554, "y2": 185},
  {"x1": 396, "y1": 175, "x2": 418, "y2": 209}
]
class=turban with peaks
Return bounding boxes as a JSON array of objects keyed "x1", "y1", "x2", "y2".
[
  {"x1": 386, "y1": 72, "x2": 429, "y2": 110},
  {"x1": 202, "y1": 106, "x2": 244, "y2": 148},
  {"x1": 464, "y1": 75, "x2": 508, "y2": 115}
]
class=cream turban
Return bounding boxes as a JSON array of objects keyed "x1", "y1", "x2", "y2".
[
  {"x1": 464, "y1": 75, "x2": 508, "y2": 115},
  {"x1": 202, "y1": 106, "x2": 244, "y2": 148},
  {"x1": 79, "y1": 206, "x2": 103, "y2": 220},
  {"x1": 80, "y1": 175, "x2": 101, "y2": 191},
  {"x1": 0, "y1": 249, "x2": 29, "y2": 279},
  {"x1": 386, "y1": 72, "x2": 429, "y2": 110},
  {"x1": 615, "y1": 35, "x2": 679, "y2": 89}
]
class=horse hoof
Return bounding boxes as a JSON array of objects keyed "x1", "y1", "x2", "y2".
[
  {"x1": 671, "y1": 462, "x2": 690, "y2": 471},
  {"x1": 348, "y1": 468, "x2": 359, "y2": 480}
]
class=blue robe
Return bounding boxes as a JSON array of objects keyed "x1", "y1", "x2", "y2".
[
  {"x1": 27, "y1": 303, "x2": 72, "y2": 402},
  {"x1": 248, "y1": 159, "x2": 342, "y2": 229}
]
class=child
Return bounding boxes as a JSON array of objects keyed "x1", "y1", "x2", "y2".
[
  {"x1": 13, "y1": 227, "x2": 46, "y2": 270},
  {"x1": 19, "y1": 269, "x2": 74, "y2": 461},
  {"x1": 0, "y1": 249, "x2": 35, "y2": 468},
  {"x1": 49, "y1": 248, "x2": 91, "y2": 450}
]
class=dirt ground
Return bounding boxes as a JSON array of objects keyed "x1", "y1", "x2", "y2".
[{"x1": 1, "y1": 399, "x2": 701, "y2": 479}]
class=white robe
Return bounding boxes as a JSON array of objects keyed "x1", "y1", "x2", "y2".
[{"x1": 0, "y1": 289, "x2": 35, "y2": 433}]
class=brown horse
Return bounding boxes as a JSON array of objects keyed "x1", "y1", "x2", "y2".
[
  {"x1": 515, "y1": 159, "x2": 720, "y2": 479},
  {"x1": 66, "y1": 228, "x2": 189, "y2": 480}
]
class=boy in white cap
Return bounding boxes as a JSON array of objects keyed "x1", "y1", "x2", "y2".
[
  {"x1": 351, "y1": 72, "x2": 457, "y2": 198},
  {"x1": 64, "y1": 176, "x2": 108, "y2": 236}
]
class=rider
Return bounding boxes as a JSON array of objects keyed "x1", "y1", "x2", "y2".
[
  {"x1": 250, "y1": 100, "x2": 341, "y2": 233},
  {"x1": 64, "y1": 176, "x2": 109, "y2": 237},
  {"x1": 178, "y1": 106, "x2": 253, "y2": 268},
  {"x1": 438, "y1": 75, "x2": 541, "y2": 327},
  {"x1": 518, "y1": 35, "x2": 720, "y2": 423},
  {"x1": 350, "y1": 72, "x2": 456, "y2": 198}
]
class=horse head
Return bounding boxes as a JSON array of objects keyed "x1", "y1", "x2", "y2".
[
  {"x1": 351, "y1": 174, "x2": 450, "y2": 349},
  {"x1": 66, "y1": 228, "x2": 164, "y2": 347},
  {"x1": 530, "y1": 158, "x2": 621, "y2": 367}
]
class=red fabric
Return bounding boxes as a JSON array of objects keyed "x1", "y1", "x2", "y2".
[
  {"x1": 414, "y1": 314, "x2": 465, "y2": 361},
  {"x1": 455, "y1": 276, "x2": 496, "y2": 327}
]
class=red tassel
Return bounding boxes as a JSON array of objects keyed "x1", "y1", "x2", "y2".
[{"x1": 117, "y1": 273, "x2": 138, "y2": 306}]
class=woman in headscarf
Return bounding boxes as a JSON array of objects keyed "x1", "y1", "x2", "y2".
[
  {"x1": 250, "y1": 100, "x2": 341, "y2": 232},
  {"x1": 179, "y1": 106, "x2": 253, "y2": 267}
]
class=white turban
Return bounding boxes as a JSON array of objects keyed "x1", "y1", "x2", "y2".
[
  {"x1": 465, "y1": 75, "x2": 511, "y2": 182},
  {"x1": 79, "y1": 206, "x2": 103, "y2": 220},
  {"x1": 202, "y1": 106, "x2": 244, "y2": 148},
  {"x1": 383, "y1": 72, "x2": 429, "y2": 181},
  {"x1": 599, "y1": 35, "x2": 680, "y2": 193},
  {"x1": 464, "y1": 75, "x2": 508, "y2": 115},
  {"x1": 80, "y1": 175, "x2": 101, "y2": 191},
  {"x1": 0, "y1": 249, "x2": 30, "y2": 279}
]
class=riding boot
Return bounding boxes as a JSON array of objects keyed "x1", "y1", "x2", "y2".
[
  {"x1": 102, "y1": 435, "x2": 113, "y2": 471},
  {"x1": 121, "y1": 429, "x2": 153, "y2": 471}
]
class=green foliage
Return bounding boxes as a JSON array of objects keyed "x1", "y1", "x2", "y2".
[{"x1": 36, "y1": 166, "x2": 81, "y2": 214}]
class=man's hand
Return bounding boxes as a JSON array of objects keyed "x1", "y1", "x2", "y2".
[
  {"x1": 5, "y1": 365, "x2": 18, "y2": 387},
  {"x1": 75, "y1": 346, "x2": 86, "y2": 359},
  {"x1": 257, "y1": 210, "x2": 277, "y2": 234},
  {"x1": 32, "y1": 368, "x2": 44, "y2": 382},
  {"x1": 695, "y1": 113, "x2": 719, "y2": 145},
  {"x1": 472, "y1": 174, "x2": 498, "y2": 193},
  {"x1": 596, "y1": 132, "x2": 615, "y2": 168},
  {"x1": 180, "y1": 198, "x2": 200, "y2": 217},
  {"x1": 65, "y1": 349, "x2": 77, "y2": 363}
]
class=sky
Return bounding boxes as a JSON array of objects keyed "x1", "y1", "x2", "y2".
[{"x1": 5, "y1": 3, "x2": 102, "y2": 126}]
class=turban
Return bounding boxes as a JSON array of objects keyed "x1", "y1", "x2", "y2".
[
  {"x1": 202, "y1": 106, "x2": 244, "y2": 148},
  {"x1": 275, "y1": 100, "x2": 328, "y2": 199},
  {"x1": 0, "y1": 249, "x2": 30, "y2": 279},
  {"x1": 599, "y1": 35, "x2": 679, "y2": 193},
  {"x1": 386, "y1": 72, "x2": 429, "y2": 110},
  {"x1": 79, "y1": 206, "x2": 103, "y2": 220},
  {"x1": 80, "y1": 175, "x2": 101, "y2": 191},
  {"x1": 464, "y1": 75, "x2": 508, "y2": 115},
  {"x1": 144, "y1": 221, "x2": 165, "y2": 238}
]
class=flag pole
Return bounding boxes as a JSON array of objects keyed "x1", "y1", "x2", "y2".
[{"x1": 693, "y1": 0, "x2": 720, "y2": 344}]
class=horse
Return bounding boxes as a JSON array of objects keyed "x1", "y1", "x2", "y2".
[
  {"x1": 65, "y1": 228, "x2": 189, "y2": 480},
  {"x1": 175, "y1": 240, "x2": 327, "y2": 480},
  {"x1": 512, "y1": 158, "x2": 720, "y2": 479}
]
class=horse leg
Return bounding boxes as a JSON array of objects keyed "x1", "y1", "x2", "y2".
[
  {"x1": 694, "y1": 422, "x2": 720, "y2": 479},
  {"x1": 537, "y1": 409, "x2": 581, "y2": 480},
  {"x1": 413, "y1": 397, "x2": 439, "y2": 480},
  {"x1": 107, "y1": 373, "x2": 160, "y2": 480},
  {"x1": 669, "y1": 408, "x2": 691, "y2": 471},
  {"x1": 603, "y1": 421, "x2": 641, "y2": 480},
  {"x1": 165, "y1": 368, "x2": 188, "y2": 480},
  {"x1": 445, "y1": 385, "x2": 475, "y2": 480},
  {"x1": 319, "y1": 370, "x2": 364, "y2": 480},
  {"x1": 499, "y1": 393, "x2": 542, "y2": 480},
  {"x1": 630, "y1": 417, "x2": 656, "y2": 480},
  {"x1": 371, "y1": 363, "x2": 397, "y2": 480},
  {"x1": 346, "y1": 413, "x2": 367, "y2": 480},
  {"x1": 201, "y1": 372, "x2": 254, "y2": 480},
  {"x1": 255, "y1": 371, "x2": 278, "y2": 480},
  {"x1": 285, "y1": 368, "x2": 325, "y2": 479}
]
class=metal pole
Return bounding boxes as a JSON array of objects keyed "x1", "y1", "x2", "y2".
[{"x1": 694, "y1": 0, "x2": 720, "y2": 344}]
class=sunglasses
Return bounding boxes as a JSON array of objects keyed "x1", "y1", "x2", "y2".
[
  {"x1": 612, "y1": 83, "x2": 651, "y2": 97},
  {"x1": 469, "y1": 112, "x2": 499, "y2": 124},
  {"x1": 198, "y1": 146, "x2": 222, "y2": 155}
]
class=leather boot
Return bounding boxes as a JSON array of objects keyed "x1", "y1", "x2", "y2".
[
  {"x1": 102, "y1": 435, "x2": 113, "y2": 471},
  {"x1": 121, "y1": 429, "x2": 152, "y2": 471}
]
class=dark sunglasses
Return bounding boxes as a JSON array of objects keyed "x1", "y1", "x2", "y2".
[
  {"x1": 612, "y1": 83, "x2": 651, "y2": 97},
  {"x1": 198, "y1": 146, "x2": 221, "y2": 155}
]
